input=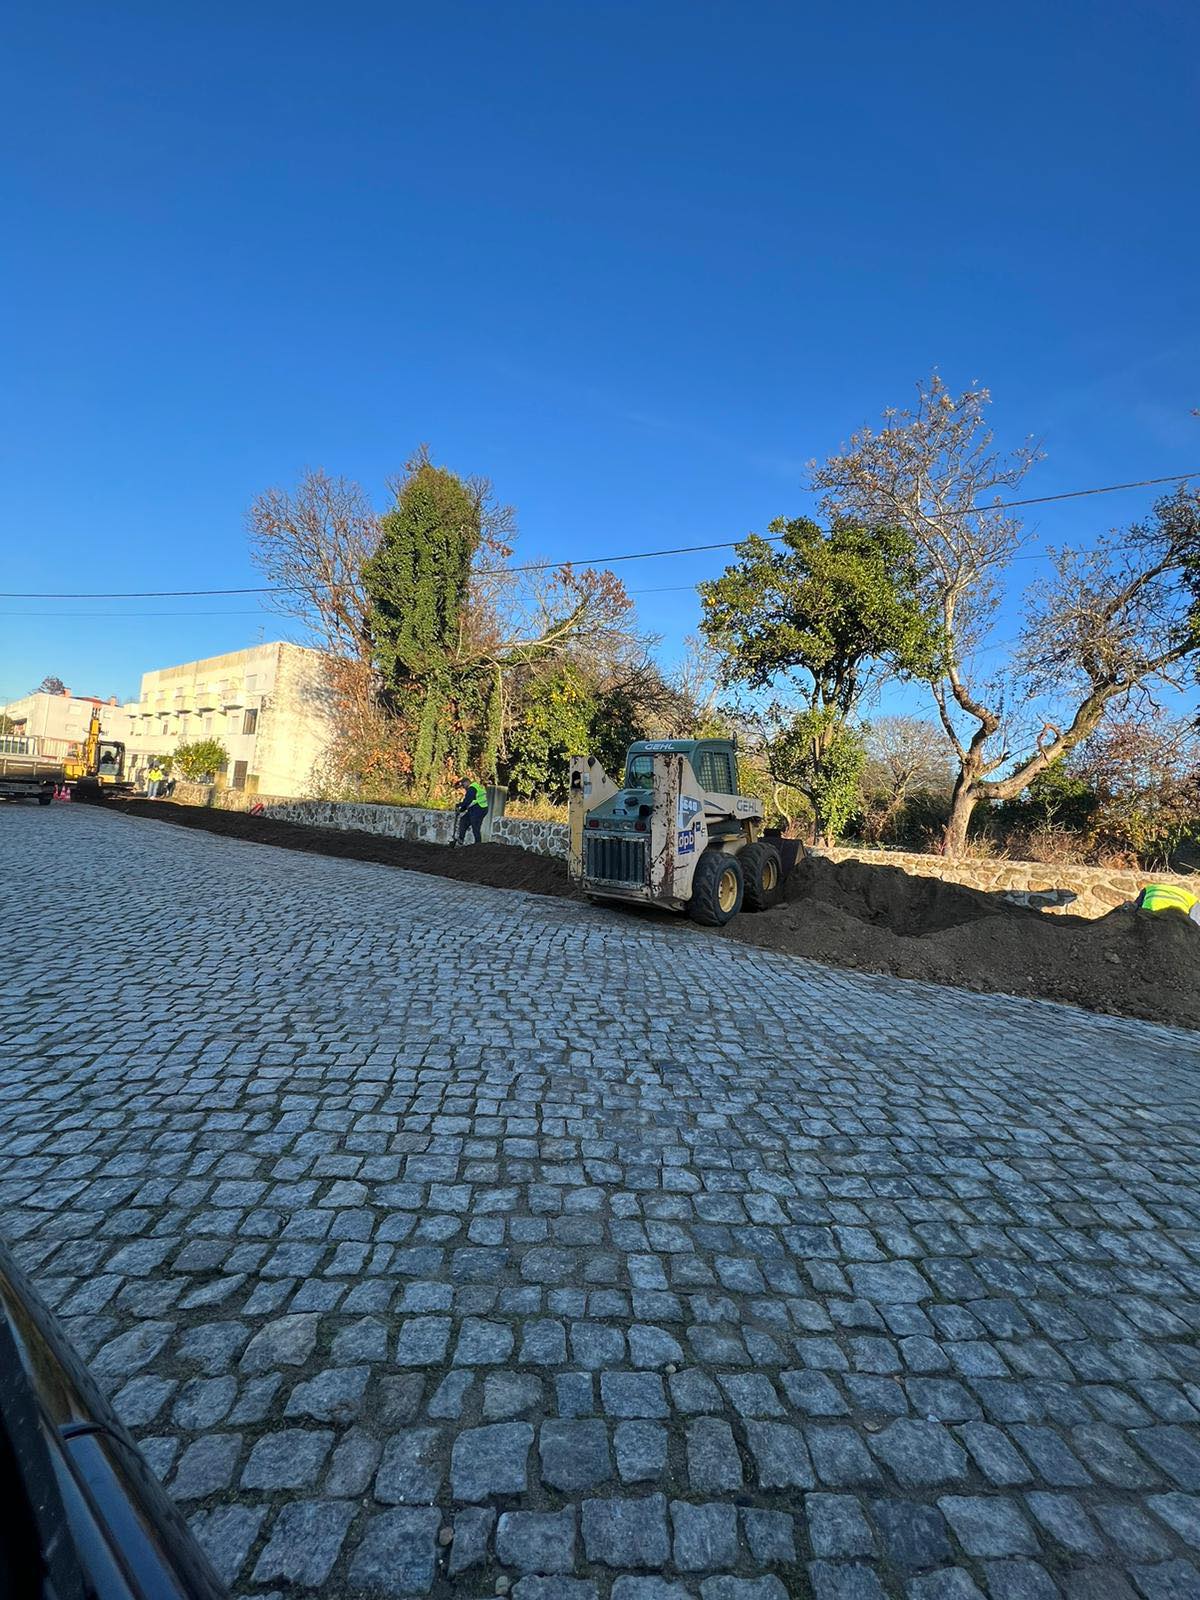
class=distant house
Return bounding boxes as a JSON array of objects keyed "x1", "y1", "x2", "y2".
[{"x1": 1, "y1": 688, "x2": 135, "y2": 757}]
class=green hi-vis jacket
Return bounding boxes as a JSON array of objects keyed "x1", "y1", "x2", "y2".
[{"x1": 1138, "y1": 883, "x2": 1198, "y2": 916}]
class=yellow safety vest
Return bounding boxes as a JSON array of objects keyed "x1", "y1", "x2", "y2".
[{"x1": 1138, "y1": 884, "x2": 1198, "y2": 916}]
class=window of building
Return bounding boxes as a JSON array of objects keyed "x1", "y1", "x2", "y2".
[
  {"x1": 230, "y1": 760, "x2": 249, "y2": 790},
  {"x1": 242, "y1": 708, "x2": 258, "y2": 735},
  {"x1": 203, "y1": 715, "x2": 213, "y2": 735},
  {"x1": 245, "y1": 674, "x2": 257, "y2": 692}
]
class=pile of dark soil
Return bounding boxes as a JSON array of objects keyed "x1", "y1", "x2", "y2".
[
  {"x1": 103, "y1": 796, "x2": 572, "y2": 898},
  {"x1": 723, "y1": 853, "x2": 1200, "y2": 1033},
  {"x1": 99, "y1": 799, "x2": 1199, "y2": 1031}
]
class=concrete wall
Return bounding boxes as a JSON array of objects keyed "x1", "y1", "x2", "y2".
[
  {"x1": 251, "y1": 644, "x2": 339, "y2": 798},
  {"x1": 816, "y1": 844, "x2": 1199, "y2": 919}
]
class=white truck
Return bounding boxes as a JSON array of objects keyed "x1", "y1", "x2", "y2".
[{"x1": 0, "y1": 736, "x2": 62, "y2": 803}]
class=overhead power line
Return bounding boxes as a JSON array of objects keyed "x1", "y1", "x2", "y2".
[
  {"x1": 1, "y1": 470, "x2": 1193, "y2": 600},
  {"x1": 0, "y1": 582, "x2": 700, "y2": 617}
]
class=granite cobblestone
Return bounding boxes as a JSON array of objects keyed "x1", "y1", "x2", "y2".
[{"x1": 3, "y1": 806, "x2": 1199, "y2": 1598}]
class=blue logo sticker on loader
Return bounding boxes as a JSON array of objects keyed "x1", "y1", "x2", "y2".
[{"x1": 677, "y1": 829, "x2": 695, "y2": 854}]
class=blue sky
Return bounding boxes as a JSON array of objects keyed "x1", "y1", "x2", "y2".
[{"x1": 2, "y1": 0, "x2": 1197, "y2": 708}]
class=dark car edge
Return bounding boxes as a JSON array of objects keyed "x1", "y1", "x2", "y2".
[{"x1": 0, "y1": 1239, "x2": 227, "y2": 1600}]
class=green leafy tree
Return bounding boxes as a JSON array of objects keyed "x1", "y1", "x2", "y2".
[
  {"x1": 699, "y1": 516, "x2": 939, "y2": 842},
  {"x1": 363, "y1": 452, "x2": 482, "y2": 790},
  {"x1": 995, "y1": 758, "x2": 1100, "y2": 837},
  {"x1": 764, "y1": 709, "x2": 866, "y2": 841},
  {"x1": 505, "y1": 666, "x2": 596, "y2": 799},
  {"x1": 174, "y1": 739, "x2": 228, "y2": 782}
]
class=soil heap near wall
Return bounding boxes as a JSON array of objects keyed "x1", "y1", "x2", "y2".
[{"x1": 723, "y1": 853, "x2": 1200, "y2": 1032}]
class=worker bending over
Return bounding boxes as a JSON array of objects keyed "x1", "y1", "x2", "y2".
[{"x1": 455, "y1": 777, "x2": 489, "y2": 846}]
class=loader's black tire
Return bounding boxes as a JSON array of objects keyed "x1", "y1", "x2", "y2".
[
  {"x1": 740, "y1": 841, "x2": 783, "y2": 911},
  {"x1": 37, "y1": 789, "x2": 53, "y2": 806},
  {"x1": 688, "y1": 849, "x2": 744, "y2": 926}
]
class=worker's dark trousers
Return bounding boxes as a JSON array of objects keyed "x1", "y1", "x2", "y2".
[{"x1": 457, "y1": 804, "x2": 486, "y2": 845}]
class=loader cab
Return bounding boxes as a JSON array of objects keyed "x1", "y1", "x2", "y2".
[{"x1": 624, "y1": 739, "x2": 739, "y2": 797}]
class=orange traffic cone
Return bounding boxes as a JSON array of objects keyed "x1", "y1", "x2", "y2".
[{"x1": 62, "y1": 784, "x2": 72, "y2": 802}]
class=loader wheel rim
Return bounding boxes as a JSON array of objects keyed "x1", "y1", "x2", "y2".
[
  {"x1": 762, "y1": 858, "x2": 779, "y2": 892},
  {"x1": 717, "y1": 867, "x2": 739, "y2": 914}
]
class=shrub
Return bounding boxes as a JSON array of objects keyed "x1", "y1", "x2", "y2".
[{"x1": 174, "y1": 739, "x2": 228, "y2": 782}]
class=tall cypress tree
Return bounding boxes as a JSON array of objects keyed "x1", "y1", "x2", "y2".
[{"x1": 363, "y1": 454, "x2": 481, "y2": 790}]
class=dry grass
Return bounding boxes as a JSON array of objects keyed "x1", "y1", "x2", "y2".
[{"x1": 503, "y1": 797, "x2": 568, "y2": 823}]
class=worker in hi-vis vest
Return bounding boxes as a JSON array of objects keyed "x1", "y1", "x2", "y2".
[
  {"x1": 454, "y1": 777, "x2": 489, "y2": 846},
  {"x1": 1137, "y1": 883, "x2": 1200, "y2": 924}
]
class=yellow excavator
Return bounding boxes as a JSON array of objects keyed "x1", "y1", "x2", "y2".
[
  {"x1": 63, "y1": 708, "x2": 134, "y2": 794},
  {"x1": 0, "y1": 708, "x2": 135, "y2": 803}
]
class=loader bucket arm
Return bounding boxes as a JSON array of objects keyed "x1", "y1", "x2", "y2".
[{"x1": 567, "y1": 755, "x2": 620, "y2": 880}]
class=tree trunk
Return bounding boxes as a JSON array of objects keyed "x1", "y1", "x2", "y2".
[{"x1": 942, "y1": 780, "x2": 978, "y2": 857}]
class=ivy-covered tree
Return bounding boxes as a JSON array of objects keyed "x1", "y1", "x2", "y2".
[
  {"x1": 363, "y1": 451, "x2": 482, "y2": 790},
  {"x1": 699, "y1": 516, "x2": 940, "y2": 842},
  {"x1": 251, "y1": 449, "x2": 643, "y2": 801}
]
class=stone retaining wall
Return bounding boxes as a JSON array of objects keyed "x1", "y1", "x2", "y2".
[
  {"x1": 816, "y1": 844, "x2": 1198, "y2": 919},
  {"x1": 490, "y1": 816, "x2": 569, "y2": 858},
  {"x1": 163, "y1": 789, "x2": 1196, "y2": 915},
  {"x1": 262, "y1": 798, "x2": 571, "y2": 859},
  {"x1": 169, "y1": 781, "x2": 283, "y2": 812}
]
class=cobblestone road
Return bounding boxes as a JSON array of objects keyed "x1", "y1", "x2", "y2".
[{"x1": 3, "y1": 805, "x2": 1200, "y2": 1600}]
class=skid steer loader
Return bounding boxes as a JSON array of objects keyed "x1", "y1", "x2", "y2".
[{"x1": 567, "y1": 738, "x2": 796, "y2": 926}]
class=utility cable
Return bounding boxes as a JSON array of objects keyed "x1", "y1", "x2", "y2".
[{"x1": 0, "y1": 470, "x2": 1193, "y2": 600}]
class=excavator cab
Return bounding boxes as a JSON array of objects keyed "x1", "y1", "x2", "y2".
[{"x1": 96, "y1": 742, "x2": 124, "y2": 781}]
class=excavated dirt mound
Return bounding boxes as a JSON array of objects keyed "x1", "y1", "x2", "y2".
[
  {"x1": 101, "y1": 796, "x2": 573, "y2": 898},
  {"x1": 97, "y1": 799, "x2": 1199, "y2": 1032},
  {"x1": 722, "y1": 853, "x2": 1200, "y2": 1034}
]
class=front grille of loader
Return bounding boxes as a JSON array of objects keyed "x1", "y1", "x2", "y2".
[{"x1": 585, "y1": 834, "x2": 646, "y2": 886}]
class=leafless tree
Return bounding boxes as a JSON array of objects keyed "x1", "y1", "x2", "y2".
[
  {"x1": 1001, "y1": 487, "x2": 1200, "y2": 807},
  {"x1": 865, "y1": 715, "x2": 953, "y2": 801},
  {"x1": 814, "y1": 376, "x2": 1045, "y2": 851},
  {"x1": 819, "y1": 378, "x2": 1200, "y2": 850},
  {"x1": 246, "y1": 469, "x2": 380, "y2": 660},
  {"x1": 817, "y1": 374, "x2": 1124, "y2": 851},
  {"x1": 1076, "y1": 710, "x2": 1200, "y2": 866}
]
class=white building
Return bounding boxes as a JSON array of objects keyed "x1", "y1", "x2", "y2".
[
  {"x1": 123, "y1": 642, "x2": 337, "y2": 797},
  {"x1": 1, "y1": 689, "x2": 135, "y2": 757}
]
